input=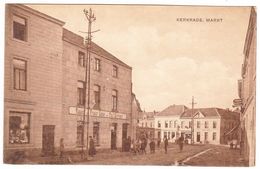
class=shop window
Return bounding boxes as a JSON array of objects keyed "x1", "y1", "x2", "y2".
[{"x1": 9, "y1": 111, "x2": 30, "y2": 144}]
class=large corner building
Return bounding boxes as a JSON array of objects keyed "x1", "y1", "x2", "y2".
[{"x1": 4, "y1": 4, "x2": 133, "y2": 160}]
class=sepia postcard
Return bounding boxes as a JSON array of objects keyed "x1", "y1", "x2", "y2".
[{"x1": 3, "y1": 2, "x2": 256, "y2": 167}]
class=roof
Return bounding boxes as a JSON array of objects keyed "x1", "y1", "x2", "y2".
[
  {"x1": 180, "y1": 108, "x2": 239, "y2": 119},
  {"x1": 181, "y1": 108, "x2": 219, "y2": 118},
  {"x1": 216, "y1": 108, "x2": 239, "y2": 120},
  {"x1": 19, "y1": 5, "x2": 65, "y2": 26},
  {"x1": 156, "y1": 105, "x2": 188, "y2": 116},
  {"x1": 62, "y1": 28, "x2": 131, "y2": 69}
]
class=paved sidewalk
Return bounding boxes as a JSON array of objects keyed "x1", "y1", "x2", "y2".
[{"x1": 183, "y1": 145, "x2": 248, "y2": 166}]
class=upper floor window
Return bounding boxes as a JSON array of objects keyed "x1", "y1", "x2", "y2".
[
  {"x1": 205, "y1": 121, "x2": 209, "y2": 128},
  {"x1": 13, "y1": 58, "x2": 27, "y2": 91},
  {"x1": 181, "y1": 121, "x2": 184, "y2": 128},
  {"x1": 94, "y1": 85, "x2": 101, "y2": 109},
  {"x1": 77, "y1": 81, "x2": 84, "y2": 106},
  {"x1": 158, "y1": 121, "x2": 161, "y2": 128},
  {"x1": 112, "y1": 89, "x2": 118, "y2": 111},
  {"x1": 189, "y1": 121, "x2": 192, "y2": 128},
  {"x1": 197, "y1": 121, "x2": 201, "y2": 128},
  {"x1": 213, "y1": 121, "x2": 217, "y2": 128},
  {"x1": 165, "y1": 121, "x2": 168, "y2": 128},
  {"x1": 112, "y1": 65, "x2": 118, "y2": 77},
  {"x1": 94, "y1": 58, "x2": 101, "y2": 72},
  {"x1": 13, "y1": 15, "x2": 27, "y2": 41},
  {"x1": 174, "y1": 121, "x2": 177, "y2": 128},
  {"x1": 78, "y1": 51, "x2": 86, "y2": 67}
]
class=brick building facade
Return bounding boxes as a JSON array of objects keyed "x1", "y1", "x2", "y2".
[
  {"x1": 4, "y1": 4, "x2": 132, "y2": 161},
  {"x1": 61, "y1": 29, "x2": 132, "y2": 150},
  {"x1": 238, "y1": 7, "x2": 256, "y2": 166}
]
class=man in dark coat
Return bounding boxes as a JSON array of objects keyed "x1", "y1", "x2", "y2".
[
  {"x1": 163, "y1": 136, "x2": 168, "y2": 154},
  {"x1": 179, "y1": 134, "x2": 184, "y2": 152},
  {"x1": 89, "y1": 136, "x2": 96, "y2": 157}
]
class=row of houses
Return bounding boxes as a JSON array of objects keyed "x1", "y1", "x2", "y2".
[
  {"x1": 4, "y1": 4, "x2": 134, "y2": 160},
  {"x1": 137, "y1": 105, "x2": 240, "y2": 145}
]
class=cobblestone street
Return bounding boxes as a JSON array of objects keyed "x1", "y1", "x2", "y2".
[{"x1": 76, "y1": 144, "x2": 247, "y2": 166}]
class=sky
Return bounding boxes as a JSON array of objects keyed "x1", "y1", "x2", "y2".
[{"x1": 27, "y1": 4, "x2": 251, "y2": 112}]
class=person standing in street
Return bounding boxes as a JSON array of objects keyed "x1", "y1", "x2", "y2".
[
  {"x1": 59, "y1": 138, "x2": 65, "y2": 158},
  {"x1": 178, "y1": 134, "x2": 184, "y2": 152},
  {"x1": 157, "y1": 137, "x2": 161, "y2": 148},
  {"x1": 163, "y1": 136, "x2": 168, "y2": 154},
  {"x1": 89, "y1": 136, "x2": 96, "y2": 157}
]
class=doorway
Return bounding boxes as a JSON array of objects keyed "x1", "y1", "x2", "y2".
[
  {"x1": 111, "y1": 123, "x2": 117, "y2": 150},
  {"x1": 122, "y1": 123, "x2": 128, "y2": 151},
  {"x1": 42, "y1": 125, "x2": 55, "y2": 156},
  {"x1": 197, "y1": 132, "x2": 200, "y2": 142}
]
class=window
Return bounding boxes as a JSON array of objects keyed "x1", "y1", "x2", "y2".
[
  {"x1": 171, "y1": 132, "x2": 175, "y2": 138},
  {"x1": 189, "y1": 121, "x2": 192, "y2": 128},
  {"x1": 169, "y1": 121, "x2": 172, "y2": 128},
  {"x1": 158, "y1": 121, "x2": 161, "y2": 128},
  {"x1": 76, "y1": 121, "x2": 83, "y2": 146},
  {"x1": 94, "y1": 85, "x2": 101, "y2": 109},
  {"x1": 13, "y1": 58, "x2": 27, "y2": 91},
  {"x1": 9, "y1": 111, "x2": 30, "y2": 144},
  {"x1": 142, "y1": 122, "x2": 144, "y2": 127},
  {"x1": 165, "y1": 121, "x2": 168, "y2": 128},
  {"x1": 93, "y1": 122, "x2": 100, "y2": 146},
  {"x1": 204, "y1": 132, "x2": 208, "y2": 141},
  {"x1": 213, "y1": 121, "x2": 217, "y2": 128},
  {"x1": 13, "y1": 15, "x2": 27, "y2": 41},
  {"x1": 112, "y1": 65, "x2": 118, "y2": 77},
  {"x1": 112, "y1": 89, "x2": 118, "y2": 111},
  {"x1": 77, "y1": 81, "x2": 84, "y2": 106},
  {"x1": 164, "y1": 132, "x2": 167, "y2": 138},
  {"x1": 181, "y1": 121, "x2": 184, "y2": 128},
  {"x1": 78, "y1": 51, "x2": 86, "y2": 67},
  {"x1": 205, "y1": 121, "x2": 208, "y2": 128},
  {"x1": 145, "y1": 122, "x2": 147, "y2": 127},
  {"x1": 94, "y1": 58, "x2": 101, "y2": 71},
  {"x1": 174, "y1": 121, "x2": 177, "y2": 128},
  {"x1": 197, "y1": 121, "x2": 201, "y2": 128},
  {"x1": 213, "y1": 132, "x2": 217, "y2": 140}
]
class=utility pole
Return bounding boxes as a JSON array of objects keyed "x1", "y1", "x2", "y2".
[
  {"x1": 81, "y1": 8, "x2": 96, "y2": 160},
  {"x1": 190, "y1": 96, "x2": 197, "y2": 144}
]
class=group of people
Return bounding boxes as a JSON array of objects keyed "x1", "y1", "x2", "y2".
[
  {"x1": 130, "y1": 137, "x2": 155, "y2": 154},
  {"x1": 130, "y1": 134, "x2": 185, "y2": 155},
  {"x1": 59, "y1": 134, "x2": 186, "y2": 158}
]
